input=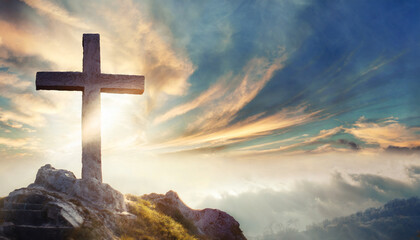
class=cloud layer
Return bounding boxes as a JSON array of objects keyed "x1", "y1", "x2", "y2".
[{"x1": 199, "y1": 164, "x2": 420, "y2": 237}]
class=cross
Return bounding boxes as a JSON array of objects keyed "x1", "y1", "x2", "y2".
[{"x1": 36, "y1": 34, "x2": 145, "y2": 182}]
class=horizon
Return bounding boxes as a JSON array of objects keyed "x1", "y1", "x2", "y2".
[{"x1": 0, "y1": 0, "x2": 419, "y2": 237}]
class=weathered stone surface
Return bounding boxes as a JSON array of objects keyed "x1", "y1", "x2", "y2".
[
  {"x1": 0, "y1": 164, "x2": 247, "y2": 240},
  {"x1": 33, "y1": 164, "x2": 76, "y2": 193},
  {"x1": 36, "y1": 33, "x2": 145, "y2": 182},
  {"x1": 143, "y1": 190, "x2": 247, "y2": 240},
  {"x1": 0, "y1": 165, "x2": 129, "y2": 240},
  {"x1": 30, "y1": 164, "x2": 126, "y2": 212},
  {"x1": 4, "y1": 188, "x2": 83, "y2": 228}
]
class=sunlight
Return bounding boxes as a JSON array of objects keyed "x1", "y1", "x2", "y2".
[{"x1": 101, "y1": 93, "x2": 141, "y2": 150}]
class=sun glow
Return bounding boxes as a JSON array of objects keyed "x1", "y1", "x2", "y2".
[{"x1": 101, "y1": 93, "x2": 142, "y2": 150}]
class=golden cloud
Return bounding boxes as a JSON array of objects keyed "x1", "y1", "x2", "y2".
[{"x1": 345, "y1": 117, "x2": 420, "y2": 148}]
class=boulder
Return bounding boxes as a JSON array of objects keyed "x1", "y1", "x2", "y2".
[
  {"x1": 143, "y1": 190, "x2": 247, "y2": 240},
  {"x1": 29, "y1": 164, "x2": 126, "y2": 212}
]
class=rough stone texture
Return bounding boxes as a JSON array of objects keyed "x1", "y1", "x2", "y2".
[
  {"x1": 143, "y1": 190, "x2": 247, "y2": 240},
  {"x1": 0, "y1": 164, "x2": 247, "y2": 240},
  {"x1": 30, "y1": 164, "x2": 126, "y2": 212},
  {"x1": 36, "y1": 33, "x2": 145, "y2": 182},
  {"x1": 0, "y1": 164, "x2": 130, "y2": 240},
  {"x1": 4, "y1": 188, "x2": 83, "y2": 228}
]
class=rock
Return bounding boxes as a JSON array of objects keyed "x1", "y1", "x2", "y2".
[
  {"x1": 4, "y1": 188, "x2": 83, "y2": 228},
  {"x1": 143, "y1": 190, "x2": 247, "y2": 240},
  {"x1": 29, "y1": 164, "x2": 126, "y2": 212},
  {"x1": 0, "y1": 164, "x2": 247, "y2": 240},
  {"x1": 0, "y1": 164, "x2": 128, "y2": 240},
  {"x1": 1, "y1": 188, "x2": 84, "y2": 240}
]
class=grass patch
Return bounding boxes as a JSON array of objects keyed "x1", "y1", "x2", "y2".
[{"x1": 118, "y1": 195, "x2": 198, "y2": 240}]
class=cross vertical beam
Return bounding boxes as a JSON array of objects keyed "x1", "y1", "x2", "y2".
[
  {"x1": 82, "y1": 86, "x2": 101, "y2": 181},
  {"x1": 82, "y1": 34, "x2": 102, "y2": 181},
  {"x1": 83, "y1": 34, "x2": 100, "y2": 74}
]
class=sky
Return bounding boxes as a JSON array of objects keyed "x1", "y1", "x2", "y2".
[{"x1": 0, "y1": 0, "x2": 420, "y2": 238}]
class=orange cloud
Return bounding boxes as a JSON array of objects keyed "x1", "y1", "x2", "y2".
[
  {"x1": 151, "y1": 105, "x2": 321, "y2": 153},
  {"x1": 233, "y1": 126, "x2": 343, "y2": 156},
  {"x1": 153, "y1": 74, "x2": 229, "y2": 125},
  {"x1": 0, "y1": 71, "x2": 63, "y2": 127},
  {"x1": 0, "y1": 136, "x2": 38, "y2": 149},
  {"x1": 153, "y1": 53, "x2": 287, "y2": 127},
  {"x1": 345, "y1": 117, "x2": 420, "y2": 148},
  {"x1": 144, "y1": 53, "x2": 300, "y2": 153}
]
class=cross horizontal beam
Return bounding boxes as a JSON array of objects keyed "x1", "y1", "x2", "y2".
[
  {"x1": 36, "y1": 72, "x2": 144, "y2": 94},
  {"x1": 97, "y1": 74, "x2": 144, "y2": 94},
  {"x1": 36, "y1": 72, "x2": 85, "y2": 91}
]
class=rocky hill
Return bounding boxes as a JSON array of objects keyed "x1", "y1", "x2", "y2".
[{"x1": 0, "y1": 164, "x2": 246, "y2": 240}]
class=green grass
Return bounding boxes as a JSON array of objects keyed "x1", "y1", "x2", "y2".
[{"x1": 117, "y1": 195, "x2": 198, "y2": 240}]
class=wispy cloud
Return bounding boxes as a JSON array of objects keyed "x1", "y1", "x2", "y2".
[
  {"x1": 145, "y1": 53, "x2": 327, "y2": 153},
  {"x1": 345, "y1": 117, "x2": 420, "y2": 148},
  {"x1": 0, "y1": 70, "x2": 62, "y2": 128},
  {"x1": 154, "y1": 105, "x2": 321, "y2": 154},
  {"x1": 21, "y1": 0, "x2": 89, "y2": 29},
  {"x1": 154, "y1": 78, "x2": 227, "y2": 125},
  {"x1": 92, "y1": 0, "x2": 195, "y2": 104},
  {"x1": 230, "y1": 116, "x2": 420, "y2": 156},
  {"x1": 232, "y1": 126, "x2": 344, "y2": 156},
  {"x1": 0, "y1": 136, "x2": 38, "y2": 149},
  {"x1": 154, "y1": 53, "x2": 287, "y2": 125}
]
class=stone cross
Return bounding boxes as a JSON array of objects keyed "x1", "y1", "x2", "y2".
[{"x1": 36, "y1": 34, "x2": 145, "y2": 182}]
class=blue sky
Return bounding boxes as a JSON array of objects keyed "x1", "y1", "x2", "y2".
[{"x1": 0, "y1": 0, "x2": 419, "y2": 237}]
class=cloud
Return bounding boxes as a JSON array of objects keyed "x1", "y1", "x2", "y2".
[
  {"x1": 198, "y1": 165, "x2": 420, "y2": 237},
  {"x1": 232, "y1": 126, "x2": 344, "y2": 156},
  {"x1": 147, "y1": 53, "x2": 303, "y2": 153},
  {"x1": 345, "y1": 117, "x2": 420, "y2": 148},
  {"x1": 153, "y1": 78, "x2": 226, "y2": 125},
  {"x1": 154, "y1": 53, "x2": 287, "y2": 125},
  {"x1": 259, "y1": 197, "x2": 420, "y2": 240},
  {"x1": 0, "y1": 136, "x2": 38, "y2": 149},
  {"x1": 0, "y1": 71, "x2": 30, "y2": 90},
  {"x1": 89, "y1": 0, "x2": 195, "y2": 105},
  {"x1": 233, "y1": 116, "x2": 419, "y2": 156},
  {"x1": 186, "y1": 55, "x2": 287, "y2": 131},
  {"x1": 21, "y1": 0, "x2": 89, "y2": 29},
  {"x1": 0, "y1": 71, "x2": 60, "y2": 128},
  {"x1": 337, "y1": 139, "x2": 360, "y2": 150},
  {"x1": 157, "y1": 105, "x2": 321, "y2": 153},
  {"x1": 385, "y1": 145, "x2": 420, "y2": 154},
  {"x1": 0, "y1": 46, "x2": 53, "y2": 74},
  {"x1": 0, "y1": 18, "x2": 82, "y2": 71}
]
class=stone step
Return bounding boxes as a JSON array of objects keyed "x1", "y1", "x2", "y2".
[
  {"x1": 0, "y1": 210, "x2": 47, "y2": 226},
  {"x1": 2, "y1": 223, "x2": 73, "y2": 240},
  {"x1": 3, "y1": 203, "x2": 44, "y2": 210}
]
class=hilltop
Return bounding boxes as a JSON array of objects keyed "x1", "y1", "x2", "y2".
[{"x1": 0, "y1": 164, "x2": 246, "y2": 240}]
